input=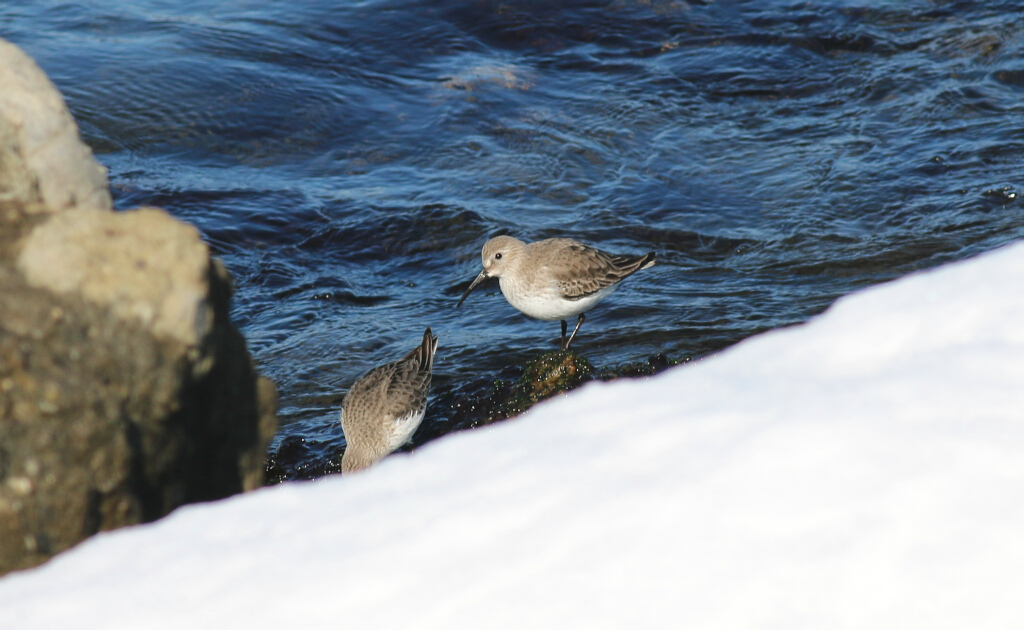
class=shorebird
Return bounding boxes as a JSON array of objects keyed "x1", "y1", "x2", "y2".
[
  {"x1": 457, "y1": 236, "x2": 656, "y2": 350},
  {"x1": 341, "y1": 328, "x2": 438, "y2": 474}
]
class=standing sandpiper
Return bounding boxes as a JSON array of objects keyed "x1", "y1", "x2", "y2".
[
  {"x1": 457, "y1": 236, "x2": 656, "y2": 350},
  {"x1": 341, "y1": 328, "x2": 438, "y2": 474}
]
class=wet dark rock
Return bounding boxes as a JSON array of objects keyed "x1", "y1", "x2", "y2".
[
  {"x1": 471, "y1": 350, "x2": 687, "y2": 424},
  {"x1": 264, "y1": 349, "x2": 687, "y2": 484},
  {"x1": 598, "y1": 352, "x2": 687, "y2": 379},
  {"x1": 265, "y1": 436, "x2": 343, "y2": 484},
  {"x1": 503, "y1": 351, "x2": 596, "y2": 416},
  {"x1": 409, "y1": 351, "x2": 688, "y2": 453},
  {"x1": 412, "y1": 351, "x2": 596, "y2": 443},
  {"x1": 0, "y1": 38, "x2": 277, "y2": 576}
]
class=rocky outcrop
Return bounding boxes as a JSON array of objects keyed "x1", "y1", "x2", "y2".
[
  {"x1": 0, "y1": 38, "x2": 276, "y2": 576},
  {"x1": 0, "y1": 39, "x2": 111, "y2": 212}
]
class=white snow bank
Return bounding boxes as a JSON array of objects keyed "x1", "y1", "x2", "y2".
[{"x1": 2, "y1": 242, "x2": 1023, "y2": 629}]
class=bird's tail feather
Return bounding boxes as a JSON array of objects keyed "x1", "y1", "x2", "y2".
[
  {"x1": 638, "y1": 251, "x2": 656, "y2": 270},
  {"x1": 410, "y1": 327, "x2": 438, "y2": 372}
]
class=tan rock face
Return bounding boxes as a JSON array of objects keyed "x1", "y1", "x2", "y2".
[
  {"x1": 0, "y1": 116, "x2": 41, "y2": 205},
  {"x1": 1, "y1": 38, "x2": 277, "y2": 576},
  {"x1": 0, "y1": 38, "x2": 112, "y2": 212},
  {"x1": 17, "y1": 207, "x2": 215, "y2": 348}
]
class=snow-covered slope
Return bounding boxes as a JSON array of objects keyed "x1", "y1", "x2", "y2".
[{"x1": 2, "y1": 242, "x2": 1023, "y2": 629}]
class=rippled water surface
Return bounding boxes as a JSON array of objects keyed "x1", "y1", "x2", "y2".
[{"x1": 4, "y1": 1, "x2": 1023, "y2": 478}]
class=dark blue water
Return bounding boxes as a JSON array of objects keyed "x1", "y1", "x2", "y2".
[{"x1": 4, "y1": 1, "x2": 1023, "y2": 479}]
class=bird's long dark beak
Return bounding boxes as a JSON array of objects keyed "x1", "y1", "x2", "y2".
[{"x1": 456, "y1": 270, "x2": 489, "y2": 307}]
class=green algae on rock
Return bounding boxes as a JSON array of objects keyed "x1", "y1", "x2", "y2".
[{"x1": 502, "y1": 350, "x2": 595, "y2": 418}]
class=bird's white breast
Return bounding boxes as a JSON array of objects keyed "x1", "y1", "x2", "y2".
[
  {"x1": 386, "y1": 408, "x2": 426, "y2": 452},
  {"x1": 500, "y1": 275, "x2": 618, "y2": 321}
]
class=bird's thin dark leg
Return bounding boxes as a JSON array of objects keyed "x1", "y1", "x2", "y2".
[
  {"x1": 560, "y1": 319, "x2": 568, "y2": 351},
  {"x1": 564, "y1": 313, "x2": 586, "y2": 350}
]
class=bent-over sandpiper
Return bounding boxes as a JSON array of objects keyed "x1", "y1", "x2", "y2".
[
  {"x1": 457, "y1": 236, "x2": 656, "y2": 350},
  {"x1": 341, "y1": 327, "x2": 438, "y2": 474}
]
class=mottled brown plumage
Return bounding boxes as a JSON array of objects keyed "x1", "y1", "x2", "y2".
[
  {"x1": 547, "y1": 240, "x2": 656, "y2": 300},
  {"x1": 341, "y1": 328, "x2": 438, "y2": 474},
  {"x1": 457, "y1": 236, "x2": 655, "y2": 349}
]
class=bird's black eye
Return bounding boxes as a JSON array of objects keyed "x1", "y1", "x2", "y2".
[{"x1": 495, "y1": 253, "x2": 503, "y2": 260}]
